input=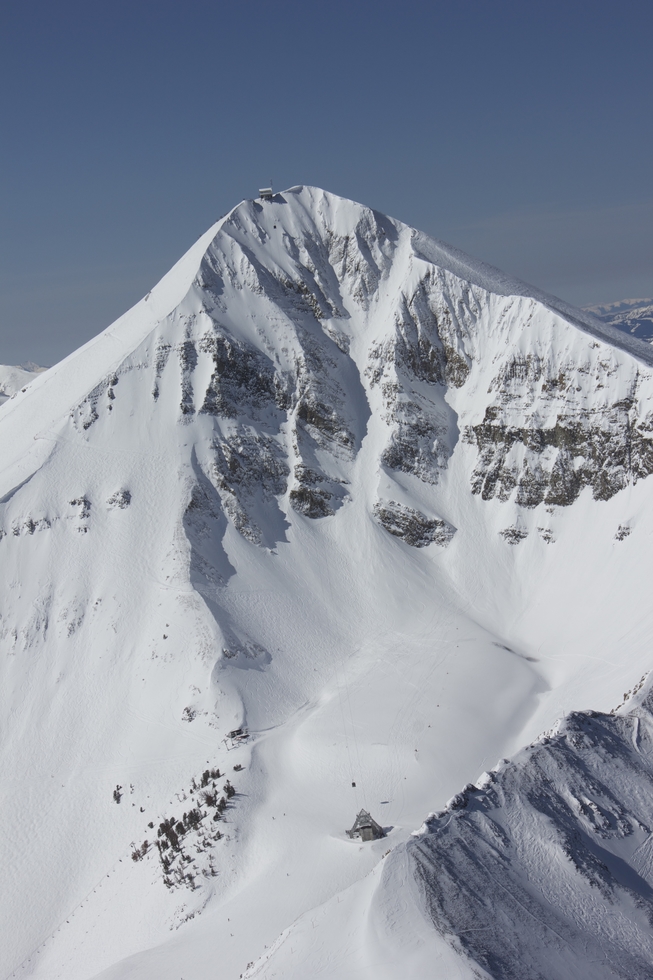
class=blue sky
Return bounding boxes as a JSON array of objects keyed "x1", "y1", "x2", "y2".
[{"x1": 1, "y1": 0, "x2": 651, "y2": 365}]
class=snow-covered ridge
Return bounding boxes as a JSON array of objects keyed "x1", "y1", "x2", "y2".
[
  {"x1": 3, "y1": 186, "x2": 653, "y2": 980},
  {"x1": 245, "y1": 680, "x2": 653, "y2": 980},
  {"x1": 5, "y1": 186, "x2": 653, "y2": 523},
  {"x1": 401, "y1": 684, "x2": 653, "y2": 979}
]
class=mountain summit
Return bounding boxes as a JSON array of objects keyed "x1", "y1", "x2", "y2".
[{"x1": 2, "y1": 187, "x2": 653, "y2": 980}]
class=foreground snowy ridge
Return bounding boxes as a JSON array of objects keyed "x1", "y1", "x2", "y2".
[
  {"x1": 245, "y1": 679, "x2": 653, "y2": 980},
  {"x1": 3, "y1": 186, "x2": 653, "y2": 980},
  {"x1": 405, "y1": 681, "x2": 653, "y2": 979}
]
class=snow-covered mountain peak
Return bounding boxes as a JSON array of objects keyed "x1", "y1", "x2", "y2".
[
  {"x1": 6, "y1": 185, "x2": 653, "y2": 526},
  {"x1": 3, "y1": 187, "x2": 653, "y2": 980}
]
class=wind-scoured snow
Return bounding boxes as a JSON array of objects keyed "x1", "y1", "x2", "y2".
[{"x1": 2, "y1": 186, "x2": 653, "y2": 980}]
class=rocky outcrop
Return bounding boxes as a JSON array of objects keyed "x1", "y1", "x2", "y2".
[
  {"x1": 107, "y1": 489, "x2": 131, "y2": 509},
  {"x1": 288, "y1": 465, "x2": 343, "y2": 519},
  {"x1": 198, "y1": 332, "x2": 286, "y2": 419},
  {"x1": 366, "y1": 272, "x2": 470, "y2": 486},
  {"x1": 374, "y1": 500, "x2": 455, "y2": 548},
  {"x1": 465, "y1": 399, "x2": 653, "y2": 507}
]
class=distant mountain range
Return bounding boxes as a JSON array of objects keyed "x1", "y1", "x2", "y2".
[
  {"x1": 0, "y1": 362, "x2": 47, "y2": 405},
  {"x1": 584, "y1": 298, "x2": 653, "y2": 343}
]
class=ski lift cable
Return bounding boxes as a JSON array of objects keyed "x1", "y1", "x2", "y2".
[
  {"x1": 381, "y1": 614, "x2": 454, "y2": 807},
  {"x1": 320, "y1": 524, "x2": 370, "y2": 810},
  {"x1": 313, "y1": 525, "x2": 361, "y2": 808},
  {"x1": 318, "y1": 523, "x2": 438, "y2": 812},
  {"x1": 317, "y1": 523, "x2": 459, "y2": 814}
]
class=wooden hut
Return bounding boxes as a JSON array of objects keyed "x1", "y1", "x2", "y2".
[
  {"x1": 223, "y1": 727, "x2": 249, "y2": 750},
  {"x1": 347, "y1": 809, "x2": 385, "y2": 842}
]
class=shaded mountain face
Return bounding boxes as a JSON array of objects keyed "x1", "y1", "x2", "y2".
[
  {"x1": 2, "y1": 187, "x2": 653, "y2": 980},
  {"x1": 401, "y1": 686, "x2": 653, "y2": 980}
]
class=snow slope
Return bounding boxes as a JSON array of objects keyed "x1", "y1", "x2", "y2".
[{"x1": 2, "y1": 186, "x2": 653, "y2": 980}]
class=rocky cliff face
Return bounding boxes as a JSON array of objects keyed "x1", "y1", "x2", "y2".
[{"x1": 463, "y1": 340, "x2": 653, "y2": 507}]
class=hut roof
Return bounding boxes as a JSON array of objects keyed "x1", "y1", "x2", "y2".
[{"x1": 347, "y1": 809, "x2": 385, "y2": 839}]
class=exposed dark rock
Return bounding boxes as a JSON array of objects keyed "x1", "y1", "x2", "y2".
[
  {"x1": 69, "y1": 496, "x2": 91, "y2": 519},
  {"x1": 74, "y1": 372, "x2": 120, "y2": 429},
  {"x1": 10, "y1": 517, "x2": 51, "y2": 536},
  {"x1": 178, "y1": 339, "x2": 198, "y2": 416},
  {"x1": 366, "y1": 271, "x2": 471, "y2": 487},
  {"x1": 325, "y1": 211, "x2": 396, "y2": 309},
  {"x1": 499, "y1": 526, "x2": 528, "y2": 545},
  {"x1": 374, "y1": 500, "x2": 455, "y2": 548},
  {"x1": 392, "y1": 277, "x2": 471, "y2": 389},
  {"x1": 296, "y1": 395, "x2": 354, "y2": 449},
  {"x1": 289, "y1": 485, "x2": 333, "y2": 519},
  {"x1": 107, "y1": 489, "x2": 131, "y2": 509},
  {"x1": 277, "y1": 274, "x2": 333, "y2": 321},
  {"x1": 211, "y1": 433, "x2": 288, "y2": 498},
  {"x1": 465, "y1": 405, "x2": 653, "y2": 506},
  {"x1": 152, "y1": 342, "x2": 171, "y2": 401},
  {"x1": 287, "y1": 465, "x2": 345, "y2": 520},
  {"x1": 198, "y1": 333, "x2": 281, "y2": 418}
]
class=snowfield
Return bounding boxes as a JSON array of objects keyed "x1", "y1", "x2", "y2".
[{"x1": 2, "y1": 186, "x2": 653, "y2": 980}]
